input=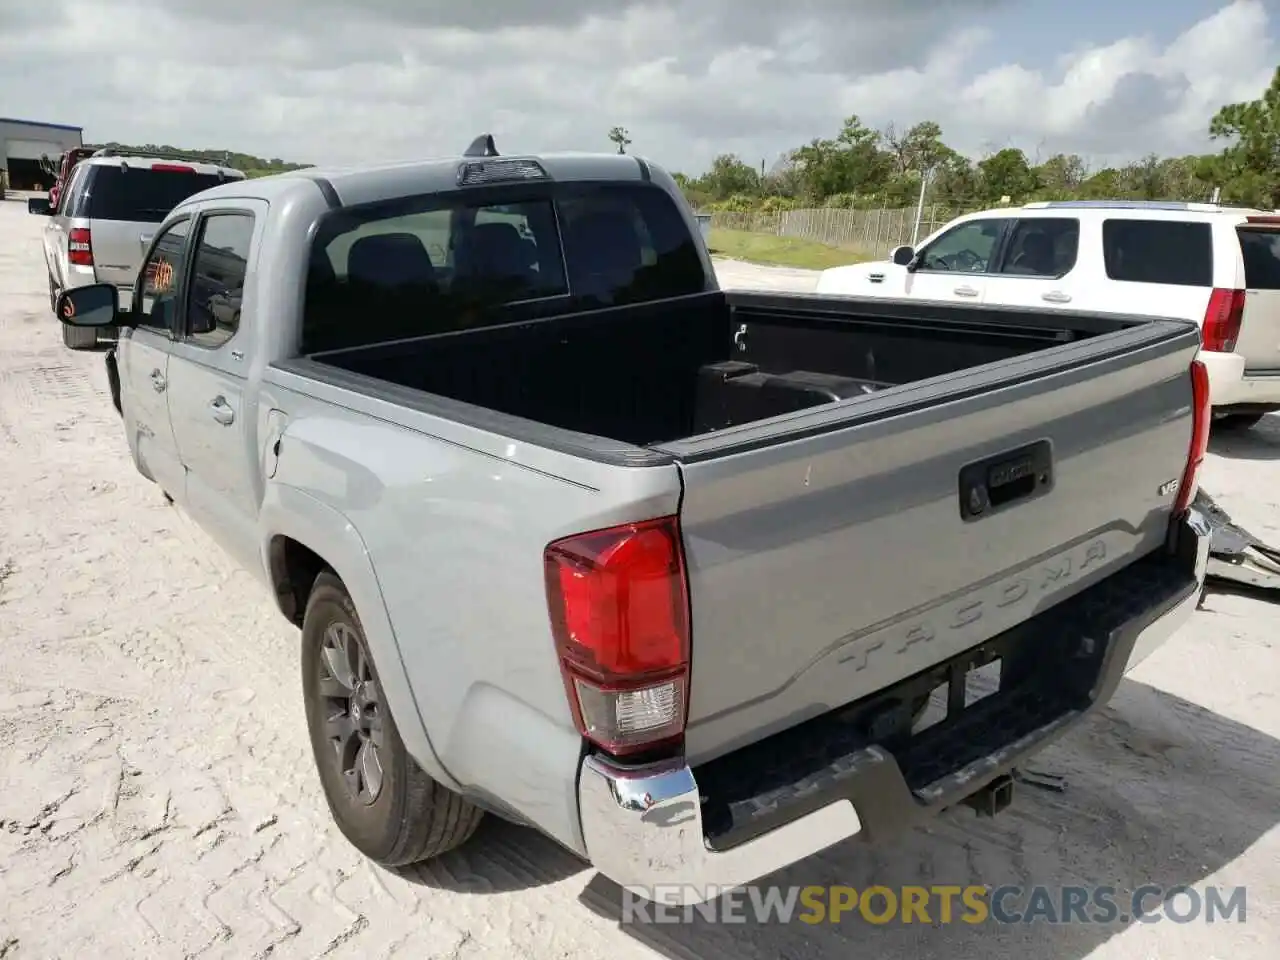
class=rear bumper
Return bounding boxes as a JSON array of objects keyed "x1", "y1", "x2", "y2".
[
  {"x1": 577, "y1": 506, "x2": 1209, "y2": 905},
  {"x1": 1200, "y1": 349, "x2": 1280, "y2": 410}
]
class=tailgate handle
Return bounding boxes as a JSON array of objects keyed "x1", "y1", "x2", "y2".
[{"x1": 958, "y1": 440, "x2": 1054, "y2": 521}]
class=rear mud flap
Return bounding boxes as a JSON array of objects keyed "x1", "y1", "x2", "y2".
[
  {"x1": 105, "y1": 347, "x2": 122, "y2": 416},
  {"x1": 1198, "y1": 490, "x2": 1280, "y2": 597}
]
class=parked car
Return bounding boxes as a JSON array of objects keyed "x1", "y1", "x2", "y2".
[
  {"x1": 56, "y1": 144, "x2": 1210, "y2": 905},
  {"x1": 814, "y1": 200, "x2": 1280, "y2": 430},
  {"x1": 29, "y1": 148, "x2": 245, "y2": 349}
]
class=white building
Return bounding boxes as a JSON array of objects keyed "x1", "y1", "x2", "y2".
[{"x1": 0, "y1": 116, "x2": 84, "y2": 191}]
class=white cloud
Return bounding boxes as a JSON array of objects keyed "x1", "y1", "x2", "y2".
[
  {"x1": 0, "y1": 0, "x2": 1274, "y2": 174},
  {"x1": 961, "y1": 0, "x2": 1276, "y2": 159}
]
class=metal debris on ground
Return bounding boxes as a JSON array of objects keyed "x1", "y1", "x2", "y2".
[
  {"x1": 1012, "y1": 768, "x2": 1069, "y2": 793},
  {"x1": 1198, "y1": 489, "x2": 1280, "y2": 596}
]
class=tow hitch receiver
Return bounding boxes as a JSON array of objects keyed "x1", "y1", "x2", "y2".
[{"x1": 962, "y1": 773, "x2": 1015, "y2": 818}]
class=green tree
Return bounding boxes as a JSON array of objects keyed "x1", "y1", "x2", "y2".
[
  {"x1": 883, "y1": 121, "x2": 949, "y2": 176},
  {"x1": 976, "y1": 148, "x2": 1037, "y2": 204},
  {"x1": 674, "y1": 74, "x2": 1280, "y2": 215},
  {"x1": 790, "y1": 115, "x2": 892, "y2": 200},
  {"x1": 1031, "y1": 153, "x2": 1087, "y2": 199},
  {"x1": 930, "y1": 151, "x2": 982, "y2": 208},
  {"x1": 608, "y1": 126, "x2": 633, "y2": 155},
  {"x1": 697, "y1": 154, "x2": 761, "y2": 200},
  {"x1": 1205, "y1": 65, "x2": 1280, "y2": 207}
]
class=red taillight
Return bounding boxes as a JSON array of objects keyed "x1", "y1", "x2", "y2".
[
  {"x1": 1202, "y1": 288, "x2": 1245, "y2": 352},
  {"x1": 151, "y1": 163, "x2": 194, "y2": 173},
  {"x1": 544, "y1": 515, "x2": 691, "y2": 756},
  {"x1": 1173, "y1": 359, "x2": 1210, "y2": 516},
  {"x1": 68, "y1": 227, "x2": 93, "y2": 267}
]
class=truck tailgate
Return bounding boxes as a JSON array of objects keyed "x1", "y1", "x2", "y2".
[{"x1": 658, "y1": 319, "x2": 1200, "y2": 766}]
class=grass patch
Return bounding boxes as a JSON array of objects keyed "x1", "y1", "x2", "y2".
[{"x1": 707, "y1": 229, "x2": 873, "y2": 270}]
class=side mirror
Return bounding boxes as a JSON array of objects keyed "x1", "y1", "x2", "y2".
[
  {"x1": 890, "y1": 245, "x2": 915, "y2": 266},
  {"x1": 28, "y1": 197, "x2": 52, "y2": 216},
  {"x1": 56, "y1": 284, "x2": 125, "y2": 329}
]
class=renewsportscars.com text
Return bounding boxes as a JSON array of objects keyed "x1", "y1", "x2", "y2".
[{"x1": 620, "y1": 884, "x2": 1248, "y2": 926}]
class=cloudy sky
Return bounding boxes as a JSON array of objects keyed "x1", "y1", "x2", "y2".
[{"x1": 0, "y1": 0, "x2": 1275, "y2": 175}]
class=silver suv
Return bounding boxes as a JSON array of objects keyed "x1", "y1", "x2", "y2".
[{"x1": 29, "y1": 149, "x2": 245, "y2": 349}]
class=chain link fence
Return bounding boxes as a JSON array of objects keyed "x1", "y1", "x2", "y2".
[{"x1": 707, "y1": 205, "x2": 976, "y2": 259}]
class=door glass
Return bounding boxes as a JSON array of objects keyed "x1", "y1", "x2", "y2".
[
  {"x1": 1101, "y1": 219, "x2": 1212, "y2": 287},
  {"x1": 997, "y1": 218, "x2": 1080, "y2": 277},
  {"x1": 59, "y1": 163, "x2": 89, "y2": 217},
  {"x1": 186, "y1": 213, "x2": 255, "y2": 349},
  {"x1": 919, "y1": 220, "x2": 1003, "y2": 273},
  {"x1": 137, "y1": 219, "x2": 191, "y2": 334}
]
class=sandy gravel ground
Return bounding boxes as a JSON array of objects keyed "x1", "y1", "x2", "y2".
[{"x1": 1, "y1": 199, "x2": 1277, "y2": 960}]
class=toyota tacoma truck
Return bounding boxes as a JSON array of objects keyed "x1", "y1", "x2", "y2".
[{"x1": 58, "y1": 138, "x2": 1211, "y2": 905}]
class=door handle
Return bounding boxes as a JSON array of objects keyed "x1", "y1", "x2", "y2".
[
  {"x1": 954, "y1": 285, "x2": 980, "y2": 297},
  {"x1": 150, "y1": 369, "x2": 166, "y2": 392},
  {"x1": 209, "y1": 396, "x2": 235, "y2": 425},
  {"x1": 1041, "y1": 291, "x2": 1072, "y2": 303}
]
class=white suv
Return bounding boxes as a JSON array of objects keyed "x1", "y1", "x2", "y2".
[
  {"x1": 814, "y1": 201, "x2": 1280, "y2": 430},
  {"x1": 29, "y1": 149, "x2": 245, "y2": 349}
]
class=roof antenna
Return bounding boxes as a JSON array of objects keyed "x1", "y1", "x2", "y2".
[{"x1": 464, "y1": 134, "x2": 499, "y2": 158}]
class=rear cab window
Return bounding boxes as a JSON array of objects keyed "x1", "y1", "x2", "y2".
[
  {"x1": 302, "y1": 182, "x2": 706, "y2": 354},
  {"x1": 1102, "y1": 219, "x2": 1213, "y2": 287},
  {"x1": 80, "y1": 165, "x2": 231, "y2": 223}
]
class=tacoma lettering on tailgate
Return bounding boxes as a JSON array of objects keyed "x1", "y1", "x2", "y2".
[{"x1": 836, "y1": 536, "x2": 1110, "y2": 674}]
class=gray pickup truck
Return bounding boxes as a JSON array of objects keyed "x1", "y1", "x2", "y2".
[{"x1": 59, "y1": 138, "x2": 1212, "y2": 905}]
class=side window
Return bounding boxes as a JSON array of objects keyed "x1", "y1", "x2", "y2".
[
  {"x1": 137, "y1": 218, "x2": 192, "y2": 334},
  {"x1": 918, "y1": 219, "x2": 1003, "y2": 273},
  {"x1": 186, "y1": 213, "x2": 255, "y2": 349},
  {"x1": 1102, "y1": 219, "x2": 1213, "y2": 287},
  {"x1": 59, "y1": 164, "x2": 88, "y2": 216},
  {"x1": 997, "y1": 218, "x2": 1080, "y2": 277}
]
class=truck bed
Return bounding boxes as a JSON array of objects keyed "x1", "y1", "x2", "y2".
[
  {"x1": 309, "y1": 290, "x2": 1119, "y2": 447},
  {"x1": 298, "y1": 291, "x2": 1201, "y2": 769}
]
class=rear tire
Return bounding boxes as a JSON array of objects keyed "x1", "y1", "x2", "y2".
[
  {"x1": 301, "y1": 570, "x2": 483, "y2": 867},
  {"x1": 1214, "y1": 412, "x2": 1266, "y2": 431},
  {"x1": 61, "y1": 321, "x2": 98, "y2": 350}
]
